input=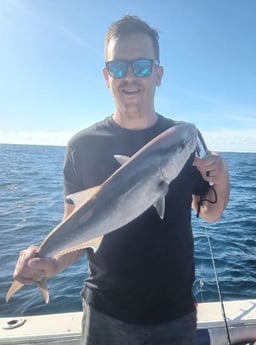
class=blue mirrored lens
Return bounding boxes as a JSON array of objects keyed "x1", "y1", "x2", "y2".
[
  {"x1": 132, "y1": 59, "x2": 152, "y2": 77},
  {"x1": 107, "y1": 61, "x2": 126, "y2": 79}
]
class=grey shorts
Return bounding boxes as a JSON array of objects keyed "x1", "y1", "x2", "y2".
[{"x1": 81, "y1": 301, "x2": 197, "y2": 345}]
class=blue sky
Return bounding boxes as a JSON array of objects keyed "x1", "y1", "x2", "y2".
[{"x1": 0, "y1": 0, "x2": 255, "y2": 152}]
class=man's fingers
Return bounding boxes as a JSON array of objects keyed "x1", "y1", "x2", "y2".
[{"x1": 13, "y1": 245, "x2": 40, "y2": 283}]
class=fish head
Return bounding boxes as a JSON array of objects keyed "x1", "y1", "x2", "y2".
[{"x1": 158, "y1": 123, "x2": 198, "y2": 182}]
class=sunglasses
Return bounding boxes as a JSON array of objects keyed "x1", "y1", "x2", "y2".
[{"x1": 105, "y1": 58, "x2": 160, "y2": 79}]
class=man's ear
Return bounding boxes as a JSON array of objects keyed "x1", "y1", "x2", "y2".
[
  {"x1": 103, "y1": 67, "x2": 110, "y2": 88},
  {"x1": 156, "y1": 65, "x2": 164, "y2": 86}
]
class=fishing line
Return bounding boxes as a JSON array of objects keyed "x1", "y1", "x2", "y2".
[
  {"x1": 204, "y1": 225, "x2": 232, "y2": 345},
  {"x1": 196, "y1": 133, "x2": 231, "y2": 343}
]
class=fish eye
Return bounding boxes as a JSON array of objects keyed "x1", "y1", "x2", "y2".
[{"x1": 177, "y1": 139, "x2": 186, "y2": 152}]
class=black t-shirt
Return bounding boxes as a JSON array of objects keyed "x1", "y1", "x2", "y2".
[{"x1": 63, "y1": 114, "x2": 209, "y2": 324}]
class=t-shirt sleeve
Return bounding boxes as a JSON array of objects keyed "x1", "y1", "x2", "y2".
[{"x1": 63, "y1": 144, "x2": 83, "y2": 198}]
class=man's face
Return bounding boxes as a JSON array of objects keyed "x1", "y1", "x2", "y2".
[{"x1": 103, "y1": 33, "x2": 163, "y2": 118}]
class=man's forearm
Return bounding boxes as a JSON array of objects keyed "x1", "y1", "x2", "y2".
[{"x1": 53, "y1": 249, "x2": 85, "y2": 277}]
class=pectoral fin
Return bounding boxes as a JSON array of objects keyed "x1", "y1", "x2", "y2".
[
  {"x1": 6, "y1": 278, "x2": 49, "y2": 304},
  {"x1": 66, "y1": 185, "x2": 102, "y2": 208},
  {"x1": 153, "y1": 196, "x2": 166, "y2": 219}
]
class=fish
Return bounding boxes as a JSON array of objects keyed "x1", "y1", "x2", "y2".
[{"x1": 6, "y1": 122, "x2": 198, "y2": 303}]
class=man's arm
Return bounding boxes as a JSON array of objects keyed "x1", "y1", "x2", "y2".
[
  {"x1": 13, "y1": 203, "x2": 85, "y2": 285},
  {"x1": 192, "y1": 152, "x2": 230, "y2": 223}
]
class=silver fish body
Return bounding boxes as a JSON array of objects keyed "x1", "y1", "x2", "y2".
[{"x1": 39, "y1": 122, "x2": 197, "y2": 257}]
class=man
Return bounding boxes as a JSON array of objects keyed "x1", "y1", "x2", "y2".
[{"x1": 13, "y1": 15, "x2": 229, "y2": 345}]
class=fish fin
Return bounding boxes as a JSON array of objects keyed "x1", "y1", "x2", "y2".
[
  {"x1": 66, "y1": 186, "x2": 102, "y2": 207},
  {"x1": 114, "y1": 154, "x2": 130, "y2": 165},
  {"x1": 6, "y1": 280, "x2": 24, "y2": 302},
  {"x1": 54, "y1": 235, "x2": 104, "y2": 257},
  {"x1": 36, "y1": 278, "x2": 49, "y2": 304},
  {"x1": 153, "y1": 196, "x2": 166, "y2": 219},
  {"x1": 6, "y1": 279, "x2": 49, "y2": 304}
]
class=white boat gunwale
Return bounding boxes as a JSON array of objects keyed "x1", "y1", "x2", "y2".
[{"x1": 1, "y1": 299, "x2": 256, "y2": 344}]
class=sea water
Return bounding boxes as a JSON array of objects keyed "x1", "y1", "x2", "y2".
[{"x1": 0, "y1": 144, "x2": 255, "y2": 317}]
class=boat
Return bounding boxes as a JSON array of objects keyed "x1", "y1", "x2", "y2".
[
  {"x1": 197, "y1": 299, "x2": 256, "y2": 344},
  {"x1": 1, "y1": 299, "x2": 256, "y2": 344}
]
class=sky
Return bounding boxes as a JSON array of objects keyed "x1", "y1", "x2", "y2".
[{"x1": 0, "y1": 0, "x2": 255, "y2": 152}]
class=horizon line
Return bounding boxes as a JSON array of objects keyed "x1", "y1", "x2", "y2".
[{"x1": 1, "y1": 141, "x2": 255, "y2": 154}]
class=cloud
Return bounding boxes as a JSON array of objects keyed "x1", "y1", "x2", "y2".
[
  {"x1": 0, "y1": 131, "x2": 73, "y2": 147},
  {"x1": 0, "y1": 129, "x2": 255, "y2": 152},
  {"x1": 203, "y1": 128, "x2": 256, "y2": 153}
]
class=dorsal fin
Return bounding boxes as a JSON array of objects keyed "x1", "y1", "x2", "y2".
[{"x1": 114, "y1": 154, "x2": 130, "y2": 165}]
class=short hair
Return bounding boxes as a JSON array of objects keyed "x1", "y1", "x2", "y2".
[{"x1": 105, "y1": 15, "x2": 160, "y2": 61}]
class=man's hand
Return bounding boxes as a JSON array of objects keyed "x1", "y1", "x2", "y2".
[
  {"x1": 13, "y1": 245, "x2": 59, "y2": 285},
  {"x1": 193, "y1": 151, "x2": 228, "y2": 186},
  {"x1": 192, "y1": 151, "x2": 229, "y2": 222}
]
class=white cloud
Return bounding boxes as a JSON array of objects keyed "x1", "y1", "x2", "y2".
[
  {"x1": 203, "y1": 129, "x2": 256, "y2": 153},
  {"x1": 0, "y1": 129, "x2": 255, "y2": 152},
  {"x1": 0, "y1": 131, "x2": 73, "y2": 147}
]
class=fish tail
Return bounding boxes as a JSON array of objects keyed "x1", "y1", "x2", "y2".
[
  {"x1": 6, "y1": 278, "x2": 49, "y2": 304},
  {"x1": 36, "y1": 278, "x2": 49, "y2": 304},
  {"x1": 6, "y1": 280, "x2": 24, "y2": 302}
]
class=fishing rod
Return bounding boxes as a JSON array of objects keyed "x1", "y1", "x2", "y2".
[{"x1": 204, "y1": 226, "x2": 232, "y2": 345}]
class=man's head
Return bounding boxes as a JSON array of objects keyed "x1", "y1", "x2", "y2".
[
  {"x1": 104, "y1": 15, "x2": 160, "y2": 62},
  {"x1": 103, "y1": 15, "x2": 164, "y2": 126}
]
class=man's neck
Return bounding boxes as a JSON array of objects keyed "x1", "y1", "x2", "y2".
[{"x1": 112, "y1": 112, "x2": 158, "y2": 130}]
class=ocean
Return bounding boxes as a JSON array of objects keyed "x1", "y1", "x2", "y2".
[{"x1": 0, "y1": 144, "x2": 255, "y2": 317}]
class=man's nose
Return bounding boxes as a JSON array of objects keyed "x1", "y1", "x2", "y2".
[{"x1": 125, "y1": 66, "x2": 135, "y2": 79}]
